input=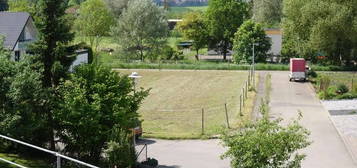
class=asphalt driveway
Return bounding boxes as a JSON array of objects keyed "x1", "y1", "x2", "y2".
[
  {"x1": 269, "y1": 71, "x2": 356, "y2": 168},
  {"x1": 136, "y1": 138, "x2": 229, "y2": 168}
]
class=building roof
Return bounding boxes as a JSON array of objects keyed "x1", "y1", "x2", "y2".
[{"x1": 0, "y1": 12, "x2": 30, "y2": 50}]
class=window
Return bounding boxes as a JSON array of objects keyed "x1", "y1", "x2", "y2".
[{"x1": 15, "y1": 51, "x2": 20, "y2": 61}]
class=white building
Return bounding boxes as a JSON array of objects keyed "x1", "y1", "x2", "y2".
[
  {"x1": 0, "y1": 12, "x2": 37, "y2": 61},
  {"x1": 265, "y1": 28, "x2": 282, "y2": 62}
]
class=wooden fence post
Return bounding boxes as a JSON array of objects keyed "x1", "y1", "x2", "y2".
[
  {"x1": 240, "y1": 94, "x2": 243, "y2": 116},
  {"x1": 201, "y1": 108, "x2": 204, "y2": 135},
  {"x1": 224, "y1": 103, "x2": 230, "y2": 129}
]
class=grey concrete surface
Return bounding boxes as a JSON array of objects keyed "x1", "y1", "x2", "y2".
[
  {"x1": 269, "y1": 71, "x2": 356, "y2": 168},
  {"x1": 136, "y1": 138, "x2": 230, "y2": 168}
]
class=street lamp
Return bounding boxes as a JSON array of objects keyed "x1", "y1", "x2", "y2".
[
  {"x1": 128, "y1": 72, "x2": 142, "y2": 146},
  {"x1": 252, "y1": 42, "x2": 258, "y2": 87},
  {"x1": 128, "y1": 72, "x2": 142, "y2": 93}
]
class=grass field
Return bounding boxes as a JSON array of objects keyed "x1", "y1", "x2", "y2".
[
  {"x1": 167, "y1": 6, "x2": 208, "y2": 19},
  {"x1": 0, "y1": 153, "x2": 49, "y2": 168},
  {"x1": 117, "y1": 69, "x2": 256, "y2": 139}
]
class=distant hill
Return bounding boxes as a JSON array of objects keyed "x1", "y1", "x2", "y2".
[{"x1": 155, "y1": 0, "x2": 208, "y2": 7}]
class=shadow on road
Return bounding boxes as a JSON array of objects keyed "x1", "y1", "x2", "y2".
[
  {"x1": 158, "y1": 165, "x2": 181, "y2": 168},
  {"x1": 136, "y1": 138, "x2": 156, "y2": 145}
]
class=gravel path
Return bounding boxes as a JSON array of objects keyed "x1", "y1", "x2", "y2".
[{"x1": 322, "y1": 99, "x2": 357, "y2": 110}]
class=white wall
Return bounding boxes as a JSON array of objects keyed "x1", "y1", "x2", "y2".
[
  {"x1": 267, "y1": 34, "x2": 282, "y2": 56},
  {"x1": 70, "y1": 52, "x2": 89, "y2": 71}
]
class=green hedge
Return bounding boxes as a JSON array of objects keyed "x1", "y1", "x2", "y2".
[{"x1": 104, "y1": 61, "x2": 357, "y2": 71}]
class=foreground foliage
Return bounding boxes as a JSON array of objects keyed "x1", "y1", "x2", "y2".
[
  {"x1": 56, "y1": 64, "x2": 148, "y2": 165},
  {"x1": 221, "y1": 103, "x2": 311, "y2": 168}
]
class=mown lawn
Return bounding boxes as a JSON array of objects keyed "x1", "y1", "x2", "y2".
[
  {"x1": 0, "y1": 153, "x2": 50, "y2": 168},
  {"x1": 167, "y1": 6, "x2": 208, "y2": 19},
  {"x1": 117, "y1": 69, "x2": 256, "y2": 139}
]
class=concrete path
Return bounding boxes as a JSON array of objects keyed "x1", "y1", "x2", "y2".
[
  {"x1": 136, "y1": 139, "x2": 230, "y2": 168},
  {"x1": 269, "y1": 71, "x2": 356, "y2": 168}
]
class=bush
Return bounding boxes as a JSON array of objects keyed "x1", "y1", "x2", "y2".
[
  {"x1": 336, "y1": 83, "x2": 349, "y2": 94},
  {"x1": 318, "y1": 86, "x2": 337, "y2": 100},
  {"x1": 308, "y1": 69, "x2": 318, "y2": 78},
  {"x1": 336, "y1": 93, "x2": 357, "y2": 100},
  {"x1": 141, "y1": 158, "x2": 159, "y2": 167}
]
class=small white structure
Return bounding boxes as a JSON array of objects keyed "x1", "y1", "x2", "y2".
[{"x1": 69, "y1": 49, "x2": 89, "y2": 71}]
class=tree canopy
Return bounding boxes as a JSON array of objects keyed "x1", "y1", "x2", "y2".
[
  {"x1": 177, "y1": 11, "x2": 208, "y2": 60},
  {"x1": 111, "y1": 0, "x2": 168, "y2": 61},
  {"x1": 206, "y1": 0, "x2": 249, "y2": 60},
  {"x1": 233, "y1": 20, "x2": 271, "y2": 64},
  {"x1": 283, "y1": 0, "x2": 357, "y2": 65},
  {"x1": 75, "y1": 0, "x2": 115, "y2": 61},
  {"x1": 253, "y1": 0, "x2": 283, "y2": 27}
]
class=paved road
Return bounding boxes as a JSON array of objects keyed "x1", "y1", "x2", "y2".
[
  {"x1": 269, "y1": 71, "x2": 356, "y2": 168},
  {"x1": 136, "y1": 139, "x2": 230, "y2": 168}
]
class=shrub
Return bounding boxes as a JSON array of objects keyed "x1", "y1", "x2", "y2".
[
  {"x1": 141, "y1": 158, "x2": 159, "y2": 167},
  {"x1": 318, "y1": 86, "x2": 337, "y2": 100},
  {"x1": 308, "y1": 69, "x2": 317, "y2": 78},
  {"x1": 336, "y1": 83, "x2": 349, "y2": 94},
  {"x1": 336, "y1": 93, "x2": 357, "y2": 100}
]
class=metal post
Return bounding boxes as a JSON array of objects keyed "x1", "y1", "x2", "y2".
[
  {"x1": 201, "y1": 108, "x2": 205, "y2": 135},
  {"x1": 246, "y1": 81, "x2": 248, "y2": 98},
  {"x1": 57, "y1": 155, "x2": 61, "y2": 168},
  {"x1": 224, "y1": 103, "x2": 230, "y2": 129},
  {"x1": 352, "y1": 79, "x2": 354, "y2": 91}
]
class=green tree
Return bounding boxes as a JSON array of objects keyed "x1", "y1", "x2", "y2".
[
  {"x1": 29, "y1": 0, "x2": 74, "y2": 150},
  {"x1": 253, "y1": 0, "x2": 283, "y2": 27},
  {"x1": 177, "y1": 11, "x2": 208, "y2": 61},
  {"x1": 104, "y1": 0, "x2": 130, "y2": 18},
  {"x1": 55, "y1": 64, "x2": 148, "y2": 165},
  {"x1": 221, "y1": 103, "x2": 311, "y2": 168},
  {"x1": 111, "y1": 0, "x2": 168, "y2": 61},
  {"x1": 283, "y1": 0, "x2": 357, "y2": 65},
  {"x1": 75, "y1": 0, "x2": 114, "y2": 63},
  {"x1": 8, "y1": 0, "x2": 35, "y2": 15},
  {"x1": 233, "y1": 20, "x2": 271, "y2": 64},
  {"x1": 206, "y1": 0, "x2": 249, "y2": 60}
]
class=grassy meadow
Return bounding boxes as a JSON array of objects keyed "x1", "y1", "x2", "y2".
[
  {"x1": 0, "y1": 153, "x2": 49, "y2": 168},
  {"x1": 167, "y1": 6, "x2": 208, "y2": 19},
  {"x1": 117, "y1": 69, "x2": 257, "y2": 139}
]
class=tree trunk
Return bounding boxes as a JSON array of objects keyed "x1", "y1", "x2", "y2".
[
  {"x1": 222, "y1": 41, "x2": 227, "y2": 61},
  {"x1": 195, "y1": 49, "x2": 199, "y2": 61}
]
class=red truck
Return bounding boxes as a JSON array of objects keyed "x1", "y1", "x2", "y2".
[{"x1": 289, "y1": 58, "x2": 309, "y2": 82}]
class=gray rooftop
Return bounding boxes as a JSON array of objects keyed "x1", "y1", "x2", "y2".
[{"x1": 0, "y1": 12, "x2": 30, "y2": 50}]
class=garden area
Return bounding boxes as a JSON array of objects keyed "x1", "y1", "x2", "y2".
[
  {"x1": 118, "y1": 69, "x2": 257, "y2": 139},
  {"x1": 313, "y1": 72, "x2": 357, "y2": 100}
]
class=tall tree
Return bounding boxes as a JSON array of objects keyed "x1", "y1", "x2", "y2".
[
  {"x1": 283, "y1": 0, "x2": 357, "y2": 65},
  {"x1": 253, "y1": 0, "x2": 283, "y2": 27},
  {"x1": 29, "y1": 0, "x2": 74, "y2": 150},
  {"x1": 111, "y1": 0, "x2": 168, "y2": 61},
  {"x1": 233, "y1": 20, "x2": 271, "y2": 63},
  {"x1": 206, "y1": 0, "x2": 249, "y2": 60},
  {"x1": 177, "y1": 11, "x2": 208, "y2": 61},
  {"x1": 75, "y1": 0, "x2": 114, "y2": 63}
]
